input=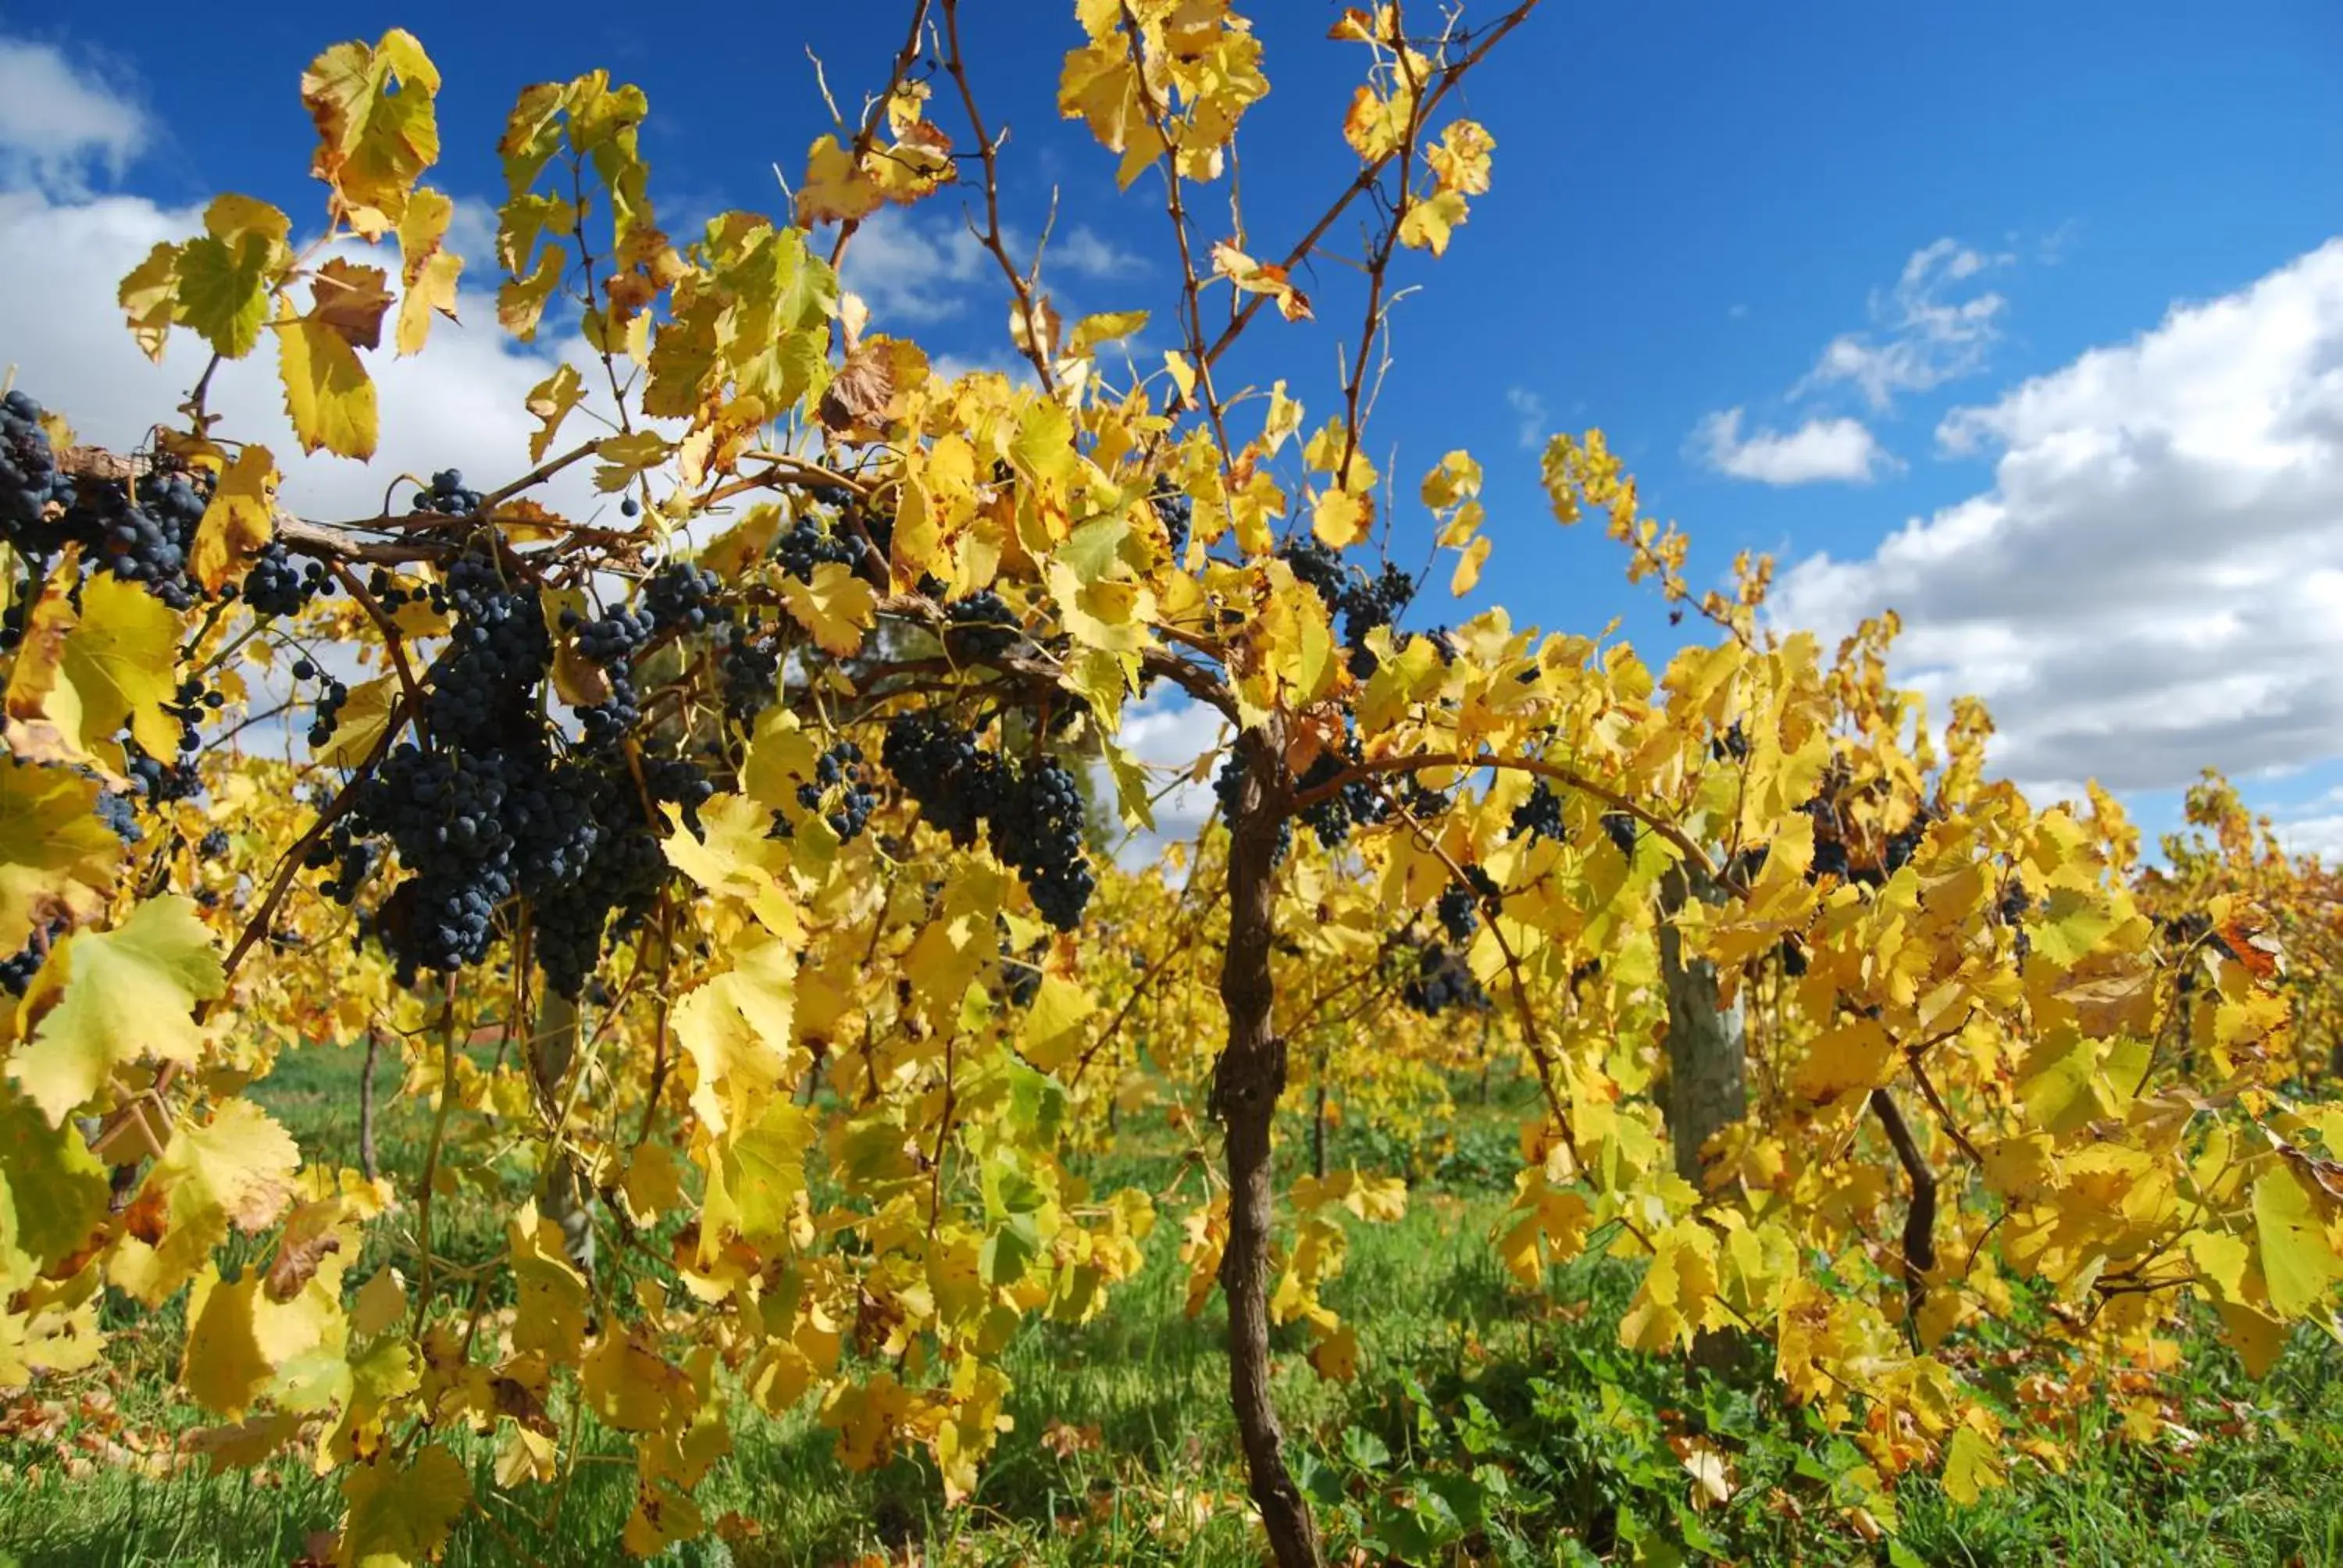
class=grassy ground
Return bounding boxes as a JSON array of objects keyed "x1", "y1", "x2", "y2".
[{"x1": 3, "y1": 1043, "x2": 2341, "y2": 1567}]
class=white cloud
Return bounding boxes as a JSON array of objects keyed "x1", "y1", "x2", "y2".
[
  {"x1": 1506, "y1": 387, "x2": 1548, "y2": 451},
  {"x1": 1796, "y1": 238, "x2": 2011, "y2": 411},
  {"x1": 1049, "y1": 223, "x2": 1144, "y2": 280},
  {"x1": 0, "y1": 37, "x2": 148, "y2": 195},
  {"x1": 1102, "y1": 690, "x2": 1228, "y2": 864},
  {"x1": 1771, "y1": 238, "x2": 2343, "y2": 795},
  {"x1": 1694, "y1": 407, "x2": 1897, "y2": 485},
  {"x1": 0, "y1": 179, "x2": 617, "y2": 529},
  {"x1": 840, "y1": 208, "x2": 990, "y2": 325}
]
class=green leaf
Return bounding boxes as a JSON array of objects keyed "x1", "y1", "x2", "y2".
[{"x1": 0, "y1": 1082, "x2": 109, "y2": 1270}]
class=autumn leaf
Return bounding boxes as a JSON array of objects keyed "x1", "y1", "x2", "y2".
[
  {"x1": 9, "y1": 896, "x2": 227, "y2": 1124},
  {"x1": 277, "y1": 300, "x2": 380, "y2": 459},
  {"x1": 191, "y1": 444, "x2": 279, "y2": 594},
  {"x1": 335, "y1": 1444, "x2": 471, "y2": 1568},
  {"x1": 783, "y1": 561, "x2": 878, "y2": 657}
]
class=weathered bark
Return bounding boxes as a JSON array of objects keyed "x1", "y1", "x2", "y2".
[
  {"x1": 530, "y1": 989, "x2": 597, "y2": 1276},
  {"x1": 1869, "y1": 1086, "x2": 1938, "y2": 1342},
  {"x1": 1657, "y1": 864, "x2": 1748, "y2": 1187},
  {"x1": 1212, "y1": 735, "x2": 1322, "y2": 1568}
]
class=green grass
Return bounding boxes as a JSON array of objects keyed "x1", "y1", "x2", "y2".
[{"x1": 4, "y1": 1046, "x2": 2341, "y2": 1567}]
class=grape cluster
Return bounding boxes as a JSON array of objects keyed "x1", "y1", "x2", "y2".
[
  {"x1": 792, "y1": 741, "x2": 874, "y2": 842},
  {"x1": 943, "y1": 591, "x2": 1020, "y2": 661},
  {"x1": 996, "y1": 933, "x2": 1047, "y2": 1010},
  {"x1": 1279, "y1": 540, "x2": 1418, "y2": 679},
  {"x1": 241, "y1": 542, "x2": 330, "y2": 618},
  {"x1": 1400, "y1": 940, "x2": 1487, "y2": 1017},
  {"x1": 1293, "y1": 741, "x2": 1385, "y2": 850},
  {"x1": 990, "y1": 760, "x2": 1095, "y2": 929},
  {"x1": 644, "y1": 561, "x2": 724, "y2": 634},
  {"x1": 127, "y1": 746, "x2": 200, "y2": 806},
  {"x1": 1710, "y1": 722, "x2": 1750, "y2": 763},
  {"x1": 88, "y1": 472, "x2": 205, "y2": 609},
  {"x1": 567, "y1": 605, "x2": 654, "y2": 667},
  {"x1": 199, "y1": 826, "x2": 230, "y2": 858},
  {"x1": 0, "y1": 921, "x2": 62, "y2": 997},
  {"x1": 883, "y1": 711, "x2": 1012, "y2": 847},
  {"x1": 1778, "y1": 936, "x2": 1810, "y2": 978},
  {"x1": 719, "y1": 617, "x2": 781, "y2": 725},
  {"x1": 96, "y1": 790, "x2": 143, "y2": 845},
  {"x1": 411, "y1": 469, "x2": 483, "y2": 517},
  {"x1": 1436, "y1": 864, "x2": 1500, "y2": 943},
  {"x1": 1, "y1": 391, "x2": 70, "y2": 540},
  {"x1": 776, "y1": 513, "x2": 862, "y2": 583},
  {"x1": 1603, "y1": 811, "x2": 1639, "y2": 858},
  {"x1": 304, "y1": 671, "x2": 351, "y2": 750},
  {"x1": 880, "y1": 714, "x2": 1093, "y2": 928},
  {"x1": 1150, "y1": 479, "x2": 1192, "y2": 559},
  {"x1": 1213, "y1": 749, "x2": 1292, "y2": 866},
  {"x1": 419, "y1": 549, "x2": 551, "y2": 748},
  {"x1": 1510, "y1": 780, "x2": 1565, "y2": 843}
]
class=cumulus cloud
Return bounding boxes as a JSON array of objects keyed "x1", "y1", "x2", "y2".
[
  {"x1": 0, "y1": 37, "x2": 148, "y2": 195},
  {"x1": 1102, "y1": 690, "x2": 1228, "y2": 866},
  {"x1": 1796, "y1": 238, "x2": 2012, "y2": 411},
  {"x1": 1693, "y1": 407, "x2": 1898, "y2": 485},
  {"x1": 1771, "y1": 239, "x2": 2343, "y2": 796},
  {"x1": 1049, "y1": 223, "x2": 1145, "y2": 280},
  {"x1": 0, "y1": 186, "x2": 611, "y2": 526}
]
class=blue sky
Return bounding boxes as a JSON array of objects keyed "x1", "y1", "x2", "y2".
[{"x1": 5, "y1": 1, "x2": 2341, "y2": 857}]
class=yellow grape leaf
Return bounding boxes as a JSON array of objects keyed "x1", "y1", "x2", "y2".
[
  {"x1": 522, "y1": 362, "x2": 587, "y2": 465},
  {"x1": 110, "y1": 1099, "x2": 299, "y2": 1304},
  {"x1": 1311, "y1": 487, "x2": 1371, "y2": 550},
  {"x1": 508, "y1": 1202, "x2": 589, "y2": 1363},
  {"x1": 62, "y1": 571, "x2": 185, "y2": 764},
  {"x1": 2214, "y1": 1299, "x2": 2288, "y2": 1377},
  {"x1": 1421, "y1": 449, "x2": 1482, "y2": 511},
  {"x1": 1450, "y1": 534, "x2": 1492, "y2": 596},
  {"x1": 0, "y1": 757, "x2": 122, "y2": 953},
  {"x1": 179, "y1": 1260, "x2": 340, "y2": 1418},
  {"x1": 10, "y1": 896, "x2": 226, "y2": 1124},
  {"x1": 351, "y1": 1267, "x2": 405, "y2": 1338},
  {"x1": 1396, "y1": 189, "x2": 1470, "y2": 256},
  {"x1": 672, "y1": 933, "x2": 799, "y2": 1137},
  {"x1": 782, "y1": 561, "x2": 877, "y2": 658},
  {"x1": 795, "y1": 134, "x2": 884, "y2": 226},
  {"x1": 1018, "y1": 976, "x2": 1094, "y2": 1074},
  {"x1": 704, "y1": 1096, "x2": 815, "y2": 1253},
  {"x1": 117, "y1": 242, "x2": 181, "y2": 362},
  {"x1": 301, "y1": 30, "x2": 443, "y2": 239},
  {"x1": 316, "y1": 675, "x2": 398, "y2": 768},
  {"x1": 1210, "y1": 241, "x2": 1311, "y2": 323},
  {"x1": 593, "y1": 430, "x2": 671, "y2": 493},
  {"x1": 497, "y1": 246, "x2": 565, "y2": 340},
  {"x1": 1427, "y1": 119, "x2": 1496, "y2": 194},
  {"x1": 335, "y1": 1444, "x2": 471, "y2": 1568},
  {"x1": 1307, "y1": 1320, "x2": 1361, "y2": 1381},
  {"x1": 1792, "y1": 1017, "x2": 1893, "y2": 1107},
  {"x1": 2182, "y1": 1228, "x2": 2251, "y2": 1305},
  {"x1": 310, "y1": 258, "x2": 394, "y2": 350},
  {"x1": 1940, "y1": 1425, "x2": 2006, "y2": 1505},
  {"x1": 1068, "y1": 309, "x2": 1149, "y2": 357},
  {"x1": 1342, "y1": 82, "x2": 1414, "y2": 162},
  {"x1": 2254, "y1": 1167, "x2": 2343, "y2": 1317},
  {"x1": 277, "y1": 301, "x2": 379, "y2": 459},
  {"x1": 191, "y1": 444, "x2": 279, "y2": 594},
  {"x1": 394, "y1": 187, "x2": 463, "y2": 355},
  {"x1": 822, "y1": 1371, "x2": 917, "y2": 1470},
  {"x1": 582, "y1": 1317, "x2": 693, "y2": 1433},
  {"x1": 0, "y1": 1083, "x2": 109, "y2": 1271}
]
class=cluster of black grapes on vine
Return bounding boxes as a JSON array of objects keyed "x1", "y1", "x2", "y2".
[
  {"x1": 1282, "y1": 539, "x2": 1419, "y2": 680},
  {"x1": 883, "y1": 711, "x2": 1095, "y2": 929}
]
